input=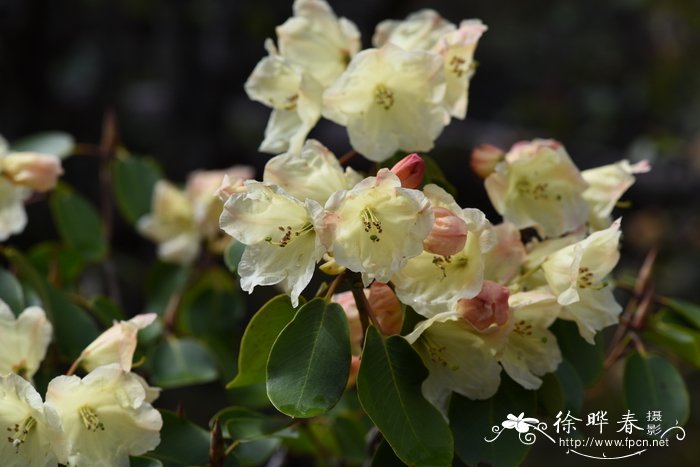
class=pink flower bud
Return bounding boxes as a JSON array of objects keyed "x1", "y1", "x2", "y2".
[
  {"x1": 333, "y1": 291, "x2": 364, "y2": 355},
  {"x1": 423, "y1": 207, "x2": 468, "y2": 256},
  {"x1": 390, "y1": 153, "x2": 425, "y2": 189},
  {"x1": 368, "y1": 282, "x2": 403, "y2": 335},
  {"x1": 470, "y1": 144, "x2": 504, "y2": 178},
  {"x1": 458, "y1": 281, "x2": 510, "y2": 331},
  {"x1": 1, "y1": 152, "x2": 63, "y2": 192}
]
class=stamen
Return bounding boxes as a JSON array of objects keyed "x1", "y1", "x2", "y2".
[
  {"x1": 79, "y1": 406, "x2": 105, "y2": 432},
  {"x1": 6, "y1": 416, "x2": 36, "y2": 452},
  {"x1": 360, "y1": 208, "x2": 383, "y2": 242},
  {"x1": 374, "y1": 84, "x2": 394, "y2": 110},
  {"x1": 265, "y1": 223, "x2": 314, "y2": 248}
]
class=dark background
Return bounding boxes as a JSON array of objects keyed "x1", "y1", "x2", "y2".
[{"x1": 2, "y1": 1, "x2": 700, "y2": 464}]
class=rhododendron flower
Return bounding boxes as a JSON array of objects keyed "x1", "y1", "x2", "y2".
[
  {"x1": 482, "y1": 222, "x2": 526, "y2": 285},
  {"x1": 277, "y1": 0, "x2": 360, "y2": 87},
  {"x1": 499, "y1": 290, "x2": 562, "y2": 389},
  {"x1": 392, "y1": 184, "x2": 493, "y2": 317},
  {"x1": 373, "y1": 9, "x2": 455, "y2": 51},
  {"x1": 0, "y1": 373, "x2": 64, "y2": 467},
  {"x1": 0, "y1": 301, "x2": 52, "y2": 380},
  {"x1": 0, "y1": 177, "x2": 30, "y2": 242},
  {"x1": 390, "y1": 153, "x2": 425, "y2": 189},
  {"x1": 457, "y1": 281, "x2": 510, "y2": 332},
  {"x1": 137, "y1": 181, "x2": 200, "y2": 264},
  {"x1": 322, "y1": 43, "x2": 448, "y2": 162},
  {"x1": 320, "y1": 169, "x2": 433, "y2": 285},
  {"x1": 582, "y1": 159, "x2": 650, "y2": 231},
  {"x1": 422, "y1": 206, "x2": 468, "y2": 257},
  {"x1": 220, "y1": 182, "x2": 325, "y2": 306},
  {"x1": 333, "y1": 282, "x2": 403, "y2": 345},
  {"x1": 245, "y1": 40, "x2": 323, "y2": 154},
  {"x1": 78, "y1": 313, "x2": 157, "y2": 372},
  {"x1": 542, "y1": 220, "x2": 622, "y2": 342},
  {"x1": 0, "y1": 152, "x2": 63, "y2": 193},
  {"x1": 45, "y1": 365, "x2": 162, "y2": 467},
  {"x1": 484, "y1": 139, "x2": 589, "y2": 238},
  {"x1": 263, "y1": 139, "x2": 359, "y2": 205},
  {"x1": 471, "y1": 144, "x2": 505, "y2": 179}
]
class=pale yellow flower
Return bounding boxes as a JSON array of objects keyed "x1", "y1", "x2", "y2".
[
  {"x1": 373, "y1": 9, "x2": 455, "y2": 51},
  {"x1": 0, "y1": 301, "x2": 52, "y2": 380},
  {"x1": 0, "y1": 177, "x2": 30, "y2": 242},
  {"x1": 0, "y1": 152, "x2": 63, "y2": 193}
]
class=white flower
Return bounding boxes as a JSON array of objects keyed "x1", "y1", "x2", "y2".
[
  {"x1": 137, "y1": 181, "x2": 200, "y2": 264},
  {"x1": 220, "y1": 182, "x2": 325, "y2": 306},
  {"x1": 263, "y1": 139, "x2": 357, "y2": 205},
  {"x1": 0, "y1": 373, "x2": 64, "y2": 467},
  {"x1": 78, "y1": 314, "x2": 157, "y2": 372},
  {"x1": 582, "y1": 159, "x2": 650, "y2": 231},
  {"x1": 245, "y1": 40, "x2": 323, "y2": 154},
  {"x1": 322, "y1": 43, "x2": 448, "y2": 162},
  {"x1": 392, "y1": 184, "x2": 493, "y2": 317},
  {"x1": 499, "y1": 290, "x2": 562, "y2": 389},
  {"x1": 0, "y1": 152, "x2": 63, "y2": 193},
  {"x1": 277, "y1": 0, "x2": 360, "y2": 87},
  {"x1": 0, "y1": 177, "x2": 31, "y2": 242},
  {"x1": 432, "y1": 20, "x2": 487, "y2": 119},
  {"x1": 320, "y1": 169, "x2": 433, "y2": 285},
  {"x1": 542, "y1": 220, "x2": 623, "y2": 342},
  {"x1": 484, "y1": 139, "x2": 589, "y2": 238},
  {"x1": 45, "y1": 365, "x2": 162, "y2": 467},
  {"x1": 373, "y1": 9, "x2": 455, "y2": 51},
  {"x1": 0, "y1": 301, "x2": 52, "y2": 380}
]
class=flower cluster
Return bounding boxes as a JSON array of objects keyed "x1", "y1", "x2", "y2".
[
  {"x1": 0, "y1": 135, "x2": 63, "y2": 241},
  {"x1": 247, "y1": 0, "x2": 486, "y2": 162},
  {"x1": 0, "y1": 299, "x2": 162, "y2": 466}
]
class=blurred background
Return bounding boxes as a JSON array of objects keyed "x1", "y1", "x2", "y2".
[{"x1": 1, "y1": 0, "x2": 699, "y2": 465}]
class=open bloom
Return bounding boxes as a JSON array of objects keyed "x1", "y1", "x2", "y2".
[
  {"x1": 0, "y1": 177, "x2": 31, "y2": 241},
  {"x1": 542, "y1": 220, "x2": 623, "y2": 342},
  {"x1": 0, "y1": 301, "x2": 52, "y2": 380},
  {"x1": 0, "y1": 152, "x2": 63, "y2": 193},
  {"x1": 373, "y1": 9, "x2": 455, "y2": 51},
  {"x1": 484, "y1": 139, "x2": 589, "y2": 238},
  {"x1": 323, "y1": 43, "x2": 448, "y2": 162},
  {"x1": 276, "y1": 0, "x2": 360, "y2": 87},
  {"x1": 245, "y1": 40, "x2": 323, "y2": 154},
  {"x1": 0, "y1": 373, "x2": 64, "y2": 467},
  {"x1": 582, "y1": 159, "x2": 650, "y2": 231},
  {"x1": 78, "y1": 313, "x2": 157, "y2": 372},
  {"x1": 263, "y1": 139, "x2": 359, "y2": 205},
  {"x1": 220, "y1": 182, "x2": 325, "y2": 306},
  {"x1": 45, "y1": 365, "x2": 162, "y2": 467},
  {"x1": 320, "y1": 169, "x2": 433, "y2": 285},
  {"x1": 392, "y1": 184, "x2": 493, "y2": 317}
]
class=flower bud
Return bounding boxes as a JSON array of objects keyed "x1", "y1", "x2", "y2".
[
  {"x1": 470, "y1": 144, "x2": 504, "y2": 178},
  {"x1": 422, "y1": 207, "x2": 468, "y2": 256},
  {"x1": 1, "y1": 152, "x2": 63, "y2": 192},
  {"x1": 368, "y1": 282, "x2": 403, "y2": 335},
  {"x1": 458, "y1": 281, "x2": 510, "y2": 331},
  {"x1": 390, "y1": 153, "x2": 425, "y2": 189},
  {"x1": 332, "y1": 291, "x2": 364, "y2": 355}
]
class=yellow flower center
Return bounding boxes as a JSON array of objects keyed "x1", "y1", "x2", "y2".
[{"x1": 374, "y1": 84, "x2": 394, "y2": 110}]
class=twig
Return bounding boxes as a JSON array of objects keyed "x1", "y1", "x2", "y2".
[
  {"x1": 323, "y1": 272, "x2": 346, "y2": 301},
  {"x1": 338, "y1": 150, "x2": 358, "y2": 166},
  {"x1": 348, "y1": 272, "x2": 380, "y2": 336}
]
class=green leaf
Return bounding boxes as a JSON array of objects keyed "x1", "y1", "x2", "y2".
[
  {"x1": 214, "y1": 406, "x2": 291, "y2": 441},
  {"x1": 228, "y1": 295, "x2": 299, "y2": 388},
  {"x1": 646, "y1": 313, "x2": 700, "y2": 368},
  {"x1": 422, "y1": 155, "x2": 457, "y2": 196},
  {"x1": 49, "y1": 186, "x2": 107, "y2": 262},
  {"x1": 555, "y1": 360, "x2": 583, "y2": 414},
  {"x1": 0, "y1": 267, "x2": 25, "y2": 315},
  {"x1": 150, "y1": 337, "x2": 219, "y2": 388},
  {"x1": 550, "y1": 320, "x2": 603, "y2": 387},
  {"x1": 623, "y1": 352, "x2": 690, "y2": 426},
  {"x1": 150, "y1": 410, "x2": 210, "y2": 466},
  {"x1": 371, "y1": 439, "x2": 407, "y2": 467},
  {"x1": 46, "y1": 285, "x2": 100, "y2": 360},
  {"x1": 129, "y1": 457, "x2": 163, "y2": 467},
  {"x1": 10, "y1": 131, "x2": 74, "y2": 158},
  {"x1": 112, "y1": 156, "x2": 162, "y2": 224},
  {"x1": 27, "y1": 242, "x2": 84, "y2": 287},
  {"x1": 266, "y1": 298, "x2": 351, "y2": 418},
  {"x1": 145, "y1": 262, "x2": 190, "y2": 315},
  {"x1": 177, "y1": 269, "x2": 243, "y2": 337},
  {"x1": 662, "y1": 298, "x2": 700, "y2": 330},
  {"x1": 358, "y1": 326, "x2": 453, "y2": 467},
  {"x1": 450, "y1": 376, "x2": 535, "y2": 467},
  {"x1": 234, "y1": 438, "x2": 280, "y2": 465},
  {"x1": 90, "y1": 295, "x2": 126, "y2": 327},
  {"x1": 224, "y1": 241, "x2": 246, "y2": 274}
]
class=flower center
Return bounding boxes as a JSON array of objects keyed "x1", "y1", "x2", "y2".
[
  {"x1": 513, "y1": 320, "x2": 533, "y2": 336},
  {"x1": 6, "y1": 416, "x2": 36, "y2": 452},
  {"x1": 79, "y1": 406, "x2": 105, "y2": 432},
  {"x1": 516, "y1": 178, "x2": 551, "y2": 200},
  {"x1": 374, "y1": 84, "x2": 394, "y2": 110},
  {"x1": 576, "y1": 266, "x2": 607, "y2": 290},
  {"x1": 360, "y1": 207, "x2": 383, "y2": 243},
  {"x1": 449, "y1": 55, "x2": 468, "y2": 77},
  {"x1": 265, "y1": 222, "x2": 314, "y2": 248},
  {"x1": 423, "y1": 336, "x2": 459, "y2": 371}
]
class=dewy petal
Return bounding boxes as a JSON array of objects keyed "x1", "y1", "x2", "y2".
[
  {"x1": 323, "y1": 43, "x2": 448, "y2": 162},
  {"x1": 321, "y1": 169, "x2": 433, "y2": 285},
  {"x1": 0, "y1": 303, "x2": 52, "y2": 380},
  {"x1": 0, "y1": 373, "x2": 64, "y2": 467},
  {"x1": 0, "y1": 177, "x2": 30, "y2": 242},
  {"x1": 500, "y1": 290, "x2": 562, "y2": 390},
  {"x1": 432, "y1": 19, "x2": 487, "y2": 119},
  {"x1": 45, "y1": 365, "x2": 162, "y2": 467},
  {"x1": 392, "y1": 185, "x2": 492, "y2": 316},
  {"x1": 373, "y1": 9, "x2": 455, "y2": 51},
  {"x1": 263, "y1": 139, "x2": 352, "y2": 204},
  {"x1": 484, "y1": 139, "x2": 589, "y2": 238},
  {"x1": 277, "y1": 0, "x2": 360, "y2": 87}
]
